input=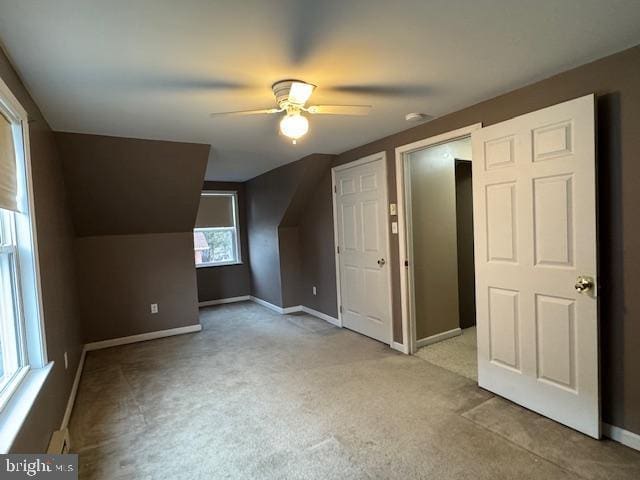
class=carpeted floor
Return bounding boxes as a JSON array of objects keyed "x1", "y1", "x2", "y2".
[
  {"x1": 69, "y1": 302, "x2": 640, "y2": 479},
  {"x1": 415, "y1": 326, "x2": 478, "y2": 380}
]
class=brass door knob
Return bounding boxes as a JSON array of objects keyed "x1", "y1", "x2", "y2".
[{"x1": 575, "y1": 276, "x2": 594, "y2": 294}]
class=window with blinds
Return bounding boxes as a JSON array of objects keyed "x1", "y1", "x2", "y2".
[
  {"x1": 1, "y1": 78, "x2": 47, "y2": 422},
  {"x1": 193, "y1": 192, "x2": 241, "y2": 267}
]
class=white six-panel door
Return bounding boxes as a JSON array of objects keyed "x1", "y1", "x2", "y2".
[
  {"x1": 472, "y1": 95, "x2": 599, "y2": 437},
  {"x1": 334, "y1": 154, "x2": 392, "y2": 344}
]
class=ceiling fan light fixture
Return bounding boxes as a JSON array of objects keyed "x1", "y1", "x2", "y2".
[
  {"x1": 288, "y1": 81, "x2": 315, "y2": 105},
  {"x1": 279, "y1": 112, "x2": 309, "y2": 142}
]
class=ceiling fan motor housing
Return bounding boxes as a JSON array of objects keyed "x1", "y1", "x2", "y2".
[{"x1": 272, "y1": 79, "x2": 299, "y2": 107}]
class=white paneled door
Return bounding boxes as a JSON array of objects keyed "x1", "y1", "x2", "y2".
[
  {"x1": 472, "y1": 95, "x2": 599, "y2": 437},
  {"x1": 334, "y1": 154, "x2": 392, "y2": 344}
]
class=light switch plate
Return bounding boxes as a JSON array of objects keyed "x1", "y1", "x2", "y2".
[
  {"x1": 392, "y1": 222, "x2": 398, "y2": 234},
  {"x1": 389, "y1": 203, "x2": 397, "y2": 215}
]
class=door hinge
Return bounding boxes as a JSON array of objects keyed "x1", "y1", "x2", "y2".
[
  {"x1": 404, "y1": 260, "x2": 409, "y2": 267},
  {"x1": 337, "y1": 245, "x2": 340, "y2": 254},
  {"x1": 334, "y1": 185, "x2": 337, "y2": 193},
  {"x1": 339, "y1": 305, "x2": 343, "y2": 313}
]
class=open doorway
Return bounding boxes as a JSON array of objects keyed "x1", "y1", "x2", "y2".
[{"x1": 396, "y1": 124, "x2": 481, "y2": 380}]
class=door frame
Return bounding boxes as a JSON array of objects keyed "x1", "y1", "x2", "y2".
[
  {"x1": 331, "y1": 151, "x2": 395, "y2": 346},
  {"x1": 395, "y1": 124, "x2": 482, "y2": 354}
]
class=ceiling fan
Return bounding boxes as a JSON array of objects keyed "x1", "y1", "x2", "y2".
[{"x1": 209, "y1": 80, "x2": 371, "y2": 143}]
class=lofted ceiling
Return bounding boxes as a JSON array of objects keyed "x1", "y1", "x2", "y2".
[{"x1": 1, "y1": 0, "x2": 639, "y2": 181}]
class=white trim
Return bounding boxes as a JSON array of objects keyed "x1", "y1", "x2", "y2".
[
  {"x1": 392, "y1": 341, "x2": 409, "y2": 354},
  {"x1": 415, "y1": 328, "x2": 462, "y2": 349},
  {"x1": 199, "y1": 295, "x2": 250, "y2": 307},
  {"x1": 249, "y1": 298, "x2": 302, "y2": 315},
  {"x1": 249, "y1": 296, "x2": 284, "y2": 313},
  {"x1": 0, "y1": 362, "x2": 53, "y2": 453},
  {"x1": 395, "y1": 124, "x2": 482, "y2": 354},
  {"x1": 300, "y1": 306, "x2": 340, "y2": 327},
  {"x1": 84, "y1": 324, "x2": 202, "y2": 352},
  {"x1": 331, "y1": 151, "x2": 393, "y2": 345},
  {"x1": 60, "y1": 348, "x2": 86, "y2": 430},
  {"x1": 603, "y1": 423, "x2": 640, "y2": 452},
  {"x1": 331, "y1": 168, "x2": 344, "y2": 328}
]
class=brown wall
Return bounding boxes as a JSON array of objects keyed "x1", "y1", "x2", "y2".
[
  {"x1": 56, "y1": 133, "x2": 209, "y2": 237},
  {"x1": 76, "y1": 233, "x2": 199, "y2": 342},
  {"x1": 196, "y1": 181, "x2": 251, "y2": 303},
  {"x1": 295, "y1": 44, "x2": 640, "y2": 434},
  {"x1": 57, "y1": 132, "x2": 208, "y2": 342},
  {"x1": 245, "y1": 154, "x2": 334, "y2": 307},
  {"x1": 455, "y1": 161, "x2": 476, "y2": 330},
  {"x1": 0, "y1": 49, "x2": 83, "y2": 452}
]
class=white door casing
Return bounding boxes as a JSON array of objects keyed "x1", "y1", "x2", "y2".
[
  {"x1": 472, "y1": 94, "x2": 599, "y2": 437},
  {"x1": 333, "y1": 153, "x2": 393, "y2": 344}
]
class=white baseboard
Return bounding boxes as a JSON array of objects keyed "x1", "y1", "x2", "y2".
[
  {"x1": 60, "y1": 348, "x2": 86, "y2": 430},
  {"x1": 301, "y1": 306, "x2": 341, "y2": 327},
  {"x1": 416, "y1": 327, "x2": 462, "y2": 349},
  {"x1": 199, "y1": 295, "x2": 250, "y2": 307},
  {"x1": 84, "y1": 324, "x2": 202, "y2": 352},
  {"x1": 249, "y1": 297, "x2": 341, "y2": 328},
  {"x1": 392, "y1": 341, "x2": 409, "y2": 354},
  {"x1": 603, "y1": 423, "x2": 640, "y2": 451},
  {"x1": 249, "y1": 295, "x2": 284, "y2": 313},
  {"x1": 283, "y1": 305, "x2": 303, "y2": 314}
]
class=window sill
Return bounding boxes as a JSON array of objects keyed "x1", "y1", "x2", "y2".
[
  {"x1": 0, "y1": 362, "x2": 53, "y2": 453},
  {"x1": 196, "y1": 262, "x2": 243, "y2": 269}
]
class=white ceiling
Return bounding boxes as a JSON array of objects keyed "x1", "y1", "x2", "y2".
[{"x1": 1, "y1": 1, "x2": 639, "y2": 181}]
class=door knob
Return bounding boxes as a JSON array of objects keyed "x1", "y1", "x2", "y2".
[
  {"x1": 575, "y1": 276, "x2": 594, "y2": 294},
  {"x1": 377, "y1": 258, "x2": 386, "y2": 266}
]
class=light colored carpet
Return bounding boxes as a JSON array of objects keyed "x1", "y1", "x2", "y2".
[
  {"x1": 69, "y1": 303, "x2": 640, "y2": 479},
  {"x1": 415, "y1": 327, "x2": 478, "y2": 380}
]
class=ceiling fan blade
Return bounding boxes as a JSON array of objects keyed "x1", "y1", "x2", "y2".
[
  {"x1": 327, "y1": 84, "x2": 433, "y2": 97},
  {"x1": 307, "y1": 105, "x2": 371, "y2": 116},
  {"x1": 210, "y1": 108, "x2": 281, "y2": 117},
  {"x1": 288, "y1": 81, "x2": 316, "y2": 105}
]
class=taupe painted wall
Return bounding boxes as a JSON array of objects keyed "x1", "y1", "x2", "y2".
[
  {"x1": 0, "y1": 49, "x2": 83, "y2": 452},
  {"x1": 76, "y1": 233, "x2": 199, "y2": 342},
  {"x1": 295, "y1": 44, "x2": 640, "y2": 435},
  {"x1": 245, "y1": 154, "x2": 334, "y2": 307},
  {"x1": 57, "y1": 132, "x2": 208, "y2": 343},
  {"x1": 196, "y1": 181, "x2": 250, "y2": 303},
  {"x1": 408, "y1": 138, "x2": 471, "y2": 340},
  {"x1": 56, "y1": 132, "x2": 209, "y2": 236}
]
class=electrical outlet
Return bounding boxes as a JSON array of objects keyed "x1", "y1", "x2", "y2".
[
  {"x1": 312, "y1": 286, "x2": 317, "y2": 296},
  {"x1": 64, "y1": 352, "x2": 68, "y2": 370},
  {"x1": 389, "y1": 203, "x2": 397, "y2": 215},
  {"x1": 150, "y1": 303, "x2": 158, "y2": 314}
]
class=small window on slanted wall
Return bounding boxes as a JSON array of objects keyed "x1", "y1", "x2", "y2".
[{"x1": 193, "y1": 192, "x2": 241, "y2": 267}]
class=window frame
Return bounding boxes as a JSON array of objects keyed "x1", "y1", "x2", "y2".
[
  {"x1": 194, "y1": 191, "x2": 242, "y2": 268},
  {"x1": 0, "y1": 74, "x2": 50, "y2": 452}
]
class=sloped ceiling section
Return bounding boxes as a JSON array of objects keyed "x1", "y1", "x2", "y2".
[
  {"x1": 245, "y1": 153, "x2": 335, "y2": 306},
  {"x1": 56, "y1": 132, "x2": 210, "y2": 236}
]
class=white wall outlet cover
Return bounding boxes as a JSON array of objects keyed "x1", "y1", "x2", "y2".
[
  {"x1": 150, "y1": 303, "x2": 159, "y2": 314},
  {"x1": 312, "y1": 286, "x2": 317, "y2": 296},
  {"x1": 390, "y1": 203, "x2": 397, "y2": 215},
  {"x1": 392, "y1": 221, "x2": 398, "y2": 234}
]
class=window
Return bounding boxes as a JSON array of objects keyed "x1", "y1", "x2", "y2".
[
  {"x1": 0, "y1": 77, "x2": 47, "y2": 422},
  {"x1": 193, "y1": 192, "x2": 241, "y2": 267}
]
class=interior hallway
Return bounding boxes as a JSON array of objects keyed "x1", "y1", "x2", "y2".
[{"x1": 69, "y1": 303, "x2": 640, "y2": 479}]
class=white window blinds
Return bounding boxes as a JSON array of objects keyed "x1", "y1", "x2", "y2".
[
  {"x1": 195, "y1": 194, "x2": 235, "y2": 228},
  {"x1": 0, "y1": 111, "x2": 18, "y2": 212}
]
